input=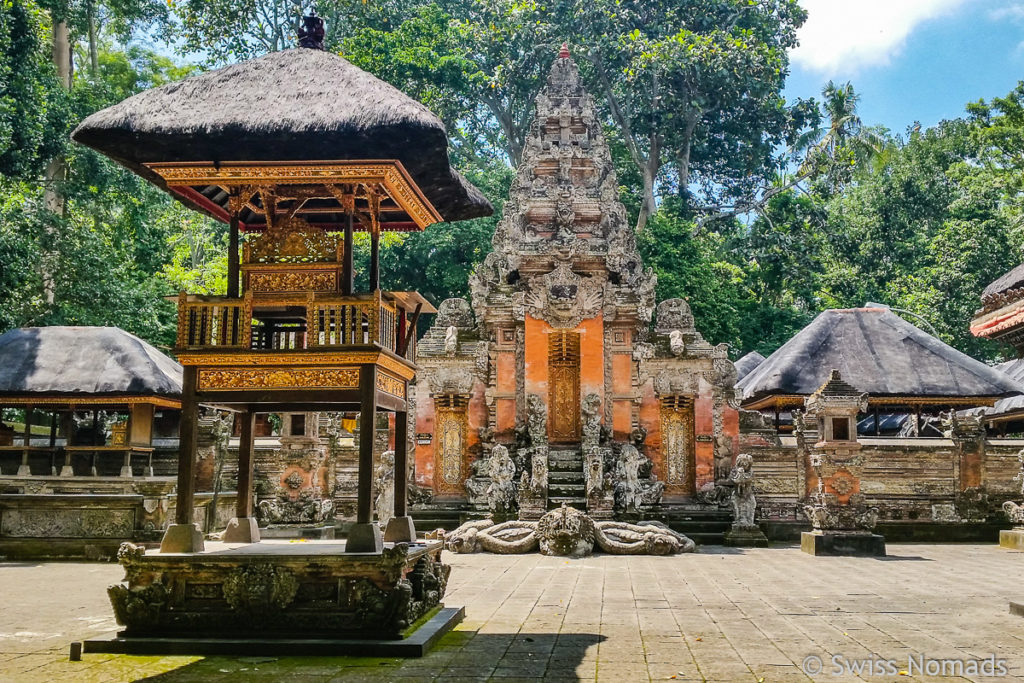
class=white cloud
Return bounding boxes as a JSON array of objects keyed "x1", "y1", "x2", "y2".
[{"x1": 791, "y1": 0, "x2": 971, "y2": 74}]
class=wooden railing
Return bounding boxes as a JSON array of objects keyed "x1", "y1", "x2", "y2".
[
  {"x1": 176, "y1": 294, "x2": 249, "y2": 349},
  {"x1": 176, "y1": 291, "x2": 407, "y2": 355}
]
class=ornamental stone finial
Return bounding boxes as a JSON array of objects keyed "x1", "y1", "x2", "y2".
[
  {"x1": 558, "y1": 42, "x2": 570, "y2": 58},
  {"x1": 298, "y1": 12, "x2": 325, "y2": 50}
]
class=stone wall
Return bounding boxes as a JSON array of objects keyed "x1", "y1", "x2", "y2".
[{"x1": 745, "y1": 435, "x2": 1024, "y2": 533}]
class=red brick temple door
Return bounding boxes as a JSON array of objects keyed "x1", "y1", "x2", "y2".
[{"x1": 548, "y1": 330, "x2": 581, "y2": 443}]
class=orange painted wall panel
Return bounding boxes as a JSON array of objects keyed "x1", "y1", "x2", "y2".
[
  {"x1": 496, "y1": 398, "x2": 516, "y2": 438},
  {"x1": 414, "y1": 392, "x2": 434, "y2": 487},
  {"x1": 579, "y1": 314, "x2": 604, "y2": 399},
  {"x1": 495, "y1": 350, "x2": 515, "y2": 394},
  {"x1": 524, "y1": 314, "x2": 549, "y2": 398}
]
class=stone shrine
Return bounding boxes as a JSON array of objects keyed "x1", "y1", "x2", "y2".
[{"x1": 414, "y1": 47, "x2": 739, "y2": 519}]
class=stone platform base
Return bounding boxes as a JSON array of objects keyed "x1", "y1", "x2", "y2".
[
  {"x1": 79, "y1": 606, "x2": 464, "y2": 657},
  {"x1": 801, "y1": 531, "x2": 886, "y2": 556},
  {"x1": 999, "y1": 529, "x2": 1024, "y2": 550},
  {"x1": 107, "y1": 539, "x2": 450, "y2": 640},
  {"x1": 724, "y1": 526, "x2": 769, "y2": 547},
  {"x1": 260, "y1": 524, "x2": 335, "y2": 540}
]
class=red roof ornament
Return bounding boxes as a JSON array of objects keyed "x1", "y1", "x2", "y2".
[{"x1": 558, "y1": 43, "x2": 570, "y2": 59}]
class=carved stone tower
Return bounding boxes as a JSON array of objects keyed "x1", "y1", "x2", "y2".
[{"x1": 415, "y1": 48, "x2": 740, "y2": 516}]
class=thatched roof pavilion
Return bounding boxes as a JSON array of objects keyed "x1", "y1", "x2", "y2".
[
  {"x1": 737, "y1": 308, "x2": 1022, "y2": 412},
  {"x1": 0, "y1": 327, "x2": 182, "y2": 478},
  {"x1": 734, "y1": 351, "x2": 765, "y2": 382},
  {"x1": 0, "y1": 326, "x2": 181, "y2": 404},
  {"x1": 71, "y1": 48, "x2": 492, "y2": 230}
]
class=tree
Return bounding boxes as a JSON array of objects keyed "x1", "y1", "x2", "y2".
[{"x1": 559, "y1": 0, "x2": 809, "y2": 230}]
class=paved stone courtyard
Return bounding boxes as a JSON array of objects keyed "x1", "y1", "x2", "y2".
[{"x1": 1, "y1": 543, "x2": 1023, "y2": 682}]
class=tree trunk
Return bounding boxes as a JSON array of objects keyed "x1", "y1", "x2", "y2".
[
  {"x1": 87, "y1": 1, "x2": 98, "y2": 76},
  {"x1": 42, "y1": 19, "x2": 72, "y2": 305},
  {"x1": 635, "y1": 134, "x2": 661, "y2": 233}
]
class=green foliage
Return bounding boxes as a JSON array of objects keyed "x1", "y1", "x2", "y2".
[
  {"x1": 3, "y1": 0, "x2": 1024, "y2": 373},
  {"x1": 0, "y1": 0, "x2": 67, "y2": 177}
]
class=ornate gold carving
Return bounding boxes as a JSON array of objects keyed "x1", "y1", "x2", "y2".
[
  {"x1": 247, "y1": 270, "x2": 338, "y2": 293},
  {"x1": 376, "y1": 372, "x2": 406, "y2": 399},
  {"x1": 145, "y1": 161, "x2": 442, "y2": 229},
  {"x1": 177, "y1": 350, "x2": 417, "y2": 380},
  {"x1": 434, "y1": 400, "x2": 468, "y2": 495},
  {"x1": 660, "y1": 398, "x2": 694, "y2": 491},
  {"x1": 197, "y1": 367, "x2": 361, "y2": 391},
  {"x1": 548, "y1": 331, "x2": 580, "y2": 442},
  {"x1": 244, "y1": 229, "x2": 340, "y2": 265}
]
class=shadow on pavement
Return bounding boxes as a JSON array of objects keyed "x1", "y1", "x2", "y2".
[{"x1": 131, "y1": 630, "x2": 607, "y2": 681}]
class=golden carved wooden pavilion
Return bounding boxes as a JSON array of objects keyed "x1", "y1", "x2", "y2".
[{"x1": 71, "y1": 11, "x2": 491, "y2": 571}]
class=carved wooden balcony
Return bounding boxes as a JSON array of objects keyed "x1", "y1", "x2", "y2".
[{"x1": 173, "y1": 290, "x2": 433, "y2": 413}]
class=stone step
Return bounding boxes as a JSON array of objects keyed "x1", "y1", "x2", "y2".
[
  {"x1": 547, "y1": 496, "x2": 587, "y2": 510},
  {"x1": 548, "y1": 471, "x2": 584, "y2": 484},
  {"x1": 548, "y1": 484, "x2": 585, "y2": 497}
]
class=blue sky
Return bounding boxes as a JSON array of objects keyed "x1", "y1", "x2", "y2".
[{"x1": 785, "y1": 0, "x2": 1024, "y2": 137}]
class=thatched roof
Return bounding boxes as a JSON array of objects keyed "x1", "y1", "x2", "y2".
[
  {"x1": 71, "y1": 48, "x2": 492, "y2": 227},
  {"x1": 984, "y1": 263, "x2": 1024, "y2": 298},
  {"x1": 736, "y1": 308, "x2": 1022, "y2": 405},
  {"x1": 0, "y1": 327, "x2": 182, "y2": 398},
  {"x1": 734, "y1": 351, "x2": 765, "y2": 381},
  {"x1": 972, "y1": 358, "x2": 1024, "y2": 419}
]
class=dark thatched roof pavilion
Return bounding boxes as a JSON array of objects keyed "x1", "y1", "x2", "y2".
[
  {"x1": 734, "y1": 351, "x2": 765, "y2": 382},
  {"x1": 0, "y1": 327, "x2": 182, "y2": 404},
  {"x1": 736, "y1": 308, "x2": 1022, "y2": 411},
  {"x1": 71, "y1": 48, "x2": 493, "y2": 230}
]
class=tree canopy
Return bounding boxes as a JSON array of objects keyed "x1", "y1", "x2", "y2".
[{"x1": 1, "y1": 0, "x2": 1021, "y2": 365}]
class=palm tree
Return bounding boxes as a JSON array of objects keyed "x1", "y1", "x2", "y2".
[{"x1": 796, "y1": 80, "x2": 885, "y2": 184}]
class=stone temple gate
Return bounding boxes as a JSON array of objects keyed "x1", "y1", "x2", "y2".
[{"x1": 414, "y1": 48, "x2": 740, "y2": 519}]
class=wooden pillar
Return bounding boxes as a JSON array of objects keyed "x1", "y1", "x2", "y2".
[
  {"x1": 347, "y1": 363, "x2": 384, "y2": 552},
  {"x1": 393, "y1": 409, "x2": 408, "y2": 519},
  {"x1": 227, "y1": 211, "x2": 240, "y2": 298},
  {"x1": 120, "y1": 408, "x2": 133, "y2": 478},
  {"x1": 17, "y1": 405, "x2": 32, "y2": 475},
  {"x1": 161, "y1": 366, "x2": 204, "y2": 552},
  {"x1": 383, "y1": 402, "x2": 416, "y2": 543},
  {"x1": 236, "y1": 409, "x2": 256, "y2": 519},
  {"x1": 59, "y1": 410, "x2": 74, "y2": 477},
  {"x1": 873, "y1": 406, "x2": 880, "y2": 436},
  {"x1": 369, "y1": 227, "x2": 380, "y2": 291},
  {"x1": 90, "y1": 409, "x2": 99, "y2": 475},
  {"x1": 357, "y1": 364, "x2": 378, "y2": 524},
  {"x1": 342, "y1": 208, "x2": 354, "y2": 295},
  {"x1": 222, "y1": 408, "x2": 260, "y2": 543},
  {"x1": 175, "y1": 367, "x2": 199, "y2": 525},
  {"x1": 48, "y1": 411, "x2": 57, "y2": 475}
]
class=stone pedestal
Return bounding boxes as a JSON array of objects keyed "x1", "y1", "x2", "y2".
[
  {"x1": 384, "y1": 516, "x2": 417, "y2": 543},
  {"x1": 801, "y1": 531, "x2": 886, "y2": 556},
  {"x1": 346, "y1": 522, "x2": 383, "y2": 553},
  {"x1": 724, "y1": 525, "x2": 769, "y2": 547},
  {"x1": 222, "y1": 517, "x2": 260, "y2": 543},
  {"x1": 159, "y1": 523, "x2": 205, "y2": 553},
  {"x1": 106, "y1": 540, "x2": 450, "y2": 639},
  {"x1": 999, "y1": 528, "x2": 1024, "y2": 550}
]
